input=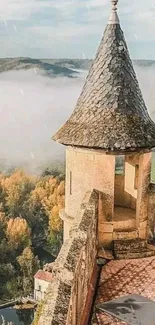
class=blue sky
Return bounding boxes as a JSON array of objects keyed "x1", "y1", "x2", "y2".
[{"x1": 0, "y1": 0, "x2": 155, "y2": 59}]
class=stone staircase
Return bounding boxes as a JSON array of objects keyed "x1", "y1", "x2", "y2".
[
  {"x1": 113, "y1": 229, "x2": 139, "y2": 240},
  {"x1": 113, "y1": 238, "x2": 155, "y2": 259}
]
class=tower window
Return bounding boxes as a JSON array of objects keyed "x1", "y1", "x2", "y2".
[
  {"x1": 70, "y1": 171, "x2": 72, "y2": 195},
  {"x1": 134, "y1": 165, "x2": 139, "y2": 189},
  {"x1": 115, "y1": 156, "x2": 125, "y2": 175}
]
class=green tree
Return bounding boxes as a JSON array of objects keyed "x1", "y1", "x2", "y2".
[
  {"x1": 17, "y1": 247, "x2": 40, "y2": 295},
  {"x1": 47, "y1": 230, "x2": 63, "y2": 257},
  {"x1": 24, "y1": 193, "x2": 49, "y2": 248},
  {"x1": 0, "y1": 263, "x2": 15, "y2": 298}
]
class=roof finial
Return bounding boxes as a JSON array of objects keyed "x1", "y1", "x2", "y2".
[{"x1": 108, "y1": 0, "x2": 119, "y2": 24}]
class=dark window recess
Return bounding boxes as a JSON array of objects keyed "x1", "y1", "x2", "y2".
[
  {"x1": 115, "y1": 156, "x2": 125, "y2": 175},
  {"x1": 39, "y1": 285, "x2": 41, "y2": 291},
  {"x1": 70, "y1": 171, "x2": 72, "y2": 195},
  {"x1": 134, "y1": 165, "x2": 139, "y2": 189}
]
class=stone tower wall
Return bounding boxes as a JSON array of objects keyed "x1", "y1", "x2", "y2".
[
  {"x1": 65, "y1": 147, "x2": 115, "y2": 220},
  {"x1": 136, "y1": 152, "x2": 152, "y2": 238}
]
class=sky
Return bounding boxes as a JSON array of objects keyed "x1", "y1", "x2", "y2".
[{"x1": 0, "y1": 0, "x2": 155, "y2": 59}]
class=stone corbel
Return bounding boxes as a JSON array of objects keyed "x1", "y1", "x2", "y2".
[{"x1": 59, "y1": 209, "x2": 74, "y2": 223}]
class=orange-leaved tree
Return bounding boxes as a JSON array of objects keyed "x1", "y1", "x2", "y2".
[
  {"x1": 1, "y1": 169, "x2": 35, "y2": 217},
  {"x1": 6, "y1": 217, "x2": 31, "y2": 249}
]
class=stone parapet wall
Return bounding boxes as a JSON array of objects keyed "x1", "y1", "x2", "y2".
[{"x1": 37, "y1": 190, "x2": 99, "y2": 325}]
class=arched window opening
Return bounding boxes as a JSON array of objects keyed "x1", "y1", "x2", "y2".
[
  {"x1": 114, "y1": 155, "x2": 138, "y2": 231},
  {"x1": 115, "y1": 156, "x2": 125, "y2": 175}
]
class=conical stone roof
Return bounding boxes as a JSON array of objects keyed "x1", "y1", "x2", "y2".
[{"x1": 52, "y1": 1, "x2": 155, "y2": 152}]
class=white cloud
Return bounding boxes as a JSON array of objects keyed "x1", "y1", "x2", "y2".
[
  {"x1": 0, "y1": 0, "x2": 155, "y2": 58},
  {"x1": 30, "y1": 23, "x2": 100, "y2": 42},
  {"x1": 87, "y1": 0, "x2": 109, "y2": 8},
  {"x1": 0, "y1": 0, "x2": 52, "y2": 20},
  {"x1": 1, "y1": 0, "x2": 152, "y2": 24}
]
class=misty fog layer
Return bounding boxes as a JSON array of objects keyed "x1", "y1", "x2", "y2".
[
  {"x1": 0, "y1": 65, "x2": 154, "y2": 173},
  {"x1": 0, "y1": 69, "x2": 87, "y2": 173}
]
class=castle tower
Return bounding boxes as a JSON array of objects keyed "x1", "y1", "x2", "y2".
[{"x1": 53, "y1": 0, "x2": 155, "y2": 244}]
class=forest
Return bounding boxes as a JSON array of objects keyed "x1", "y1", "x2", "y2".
[{"x1": 0, "y1": 166, "x2": 65, "y2": 301}]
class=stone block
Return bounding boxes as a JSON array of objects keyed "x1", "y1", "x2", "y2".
[
  {"x1": 113, "y1": 230, "x2": 139, "y2": 240},
  {"x1": 98, "y1": 232, "x2": 113, "y2": 249},
  {"x1": 139, "y1": 228, "x2": 147, "y2": 239},
  {"x1": 99, "y1": 222, "x2": 113, "y2": 233},
  {"x1": 114, "y1": 238, "x2": 147, "y2": 253},
  {"x1": 139, "y1": 220, "x2": 147, "y2": 230}
]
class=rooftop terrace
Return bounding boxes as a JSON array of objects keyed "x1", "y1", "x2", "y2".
[{"x1": 92, "y1": 256, "x2": 155, "y2": 325}]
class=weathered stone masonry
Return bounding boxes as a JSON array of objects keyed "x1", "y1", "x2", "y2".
[
  {"x1": 37, "y1": 191, "x2": 99, "y2": 325},
  {"x1": 36, "y1": 180, "x2": 155, "y2": 325}
]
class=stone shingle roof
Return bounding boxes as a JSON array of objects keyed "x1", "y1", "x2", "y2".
[
  {"x1": 91, "y1": 256, "x2": 155, "y2": 324},
  {"x1": 52, "y1": 3, "x2": 155, "y2": 152}
]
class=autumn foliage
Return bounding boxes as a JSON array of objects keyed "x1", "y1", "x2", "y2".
[
  {"x1": 0, "y1": 168, "x2": 65, "y2": 299},
  {"x1": 6, "y1": 218, "x2": 31, "y2": 249}
]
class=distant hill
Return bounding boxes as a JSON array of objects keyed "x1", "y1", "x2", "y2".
[
  {"x1": 42, "y1": 58, "x2": 155, "y2": 70},
  {"x1": 0, "y1": 57, "x2": 78, "y2": 78},
  {"x1": 0, "y1": 57, "x2": 155, "y2": 77},
  {"x1": 134, "y1": 60, "x2": 155, "y2": 68},
  {"x1": 42, "y1": 58, "x2": 92, "y2": 70}
]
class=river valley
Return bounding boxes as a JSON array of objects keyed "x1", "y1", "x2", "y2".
[{"x1": 0, "y1": 307, "x2": 34, "y2": 325}]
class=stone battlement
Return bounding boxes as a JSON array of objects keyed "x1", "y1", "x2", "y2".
[{"x1": 37, "y1": 190, "x2": 99, "y2": 325}]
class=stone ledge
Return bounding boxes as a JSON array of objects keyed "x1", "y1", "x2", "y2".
[
  {"x1": 59, "y1": 209, "x2": 74, "y2": 222},
  {"x1": 114, "y1": 238, "x2": 147, "y2": 252},
  {"x1": 97, "y1": 248, "x2": 114, "y2": 260},
  {"x1": 115, "y1": 249, "x2": 155, "y2": 260},
  {"x1": 39, "y1": 279, "x2": 72, "y2": 325},
  {"x1": 70, "y1": 190, "x2": 98, "y2": 235}
]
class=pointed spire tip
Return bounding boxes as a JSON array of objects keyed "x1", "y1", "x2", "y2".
[
  {"x1": 111, "y1": 0, "x2": 118, "y2": 7},
  {"x1": 108, "y1": 0, "x2": 119, "y2": 25}
]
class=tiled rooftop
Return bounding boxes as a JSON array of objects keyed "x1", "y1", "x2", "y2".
[
  {"x1": 91, "y1": 256, "x2": 155, "y2": 325},
  {"x1": 34, "y1": 270, "x2": 53, "y2": 282}
]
